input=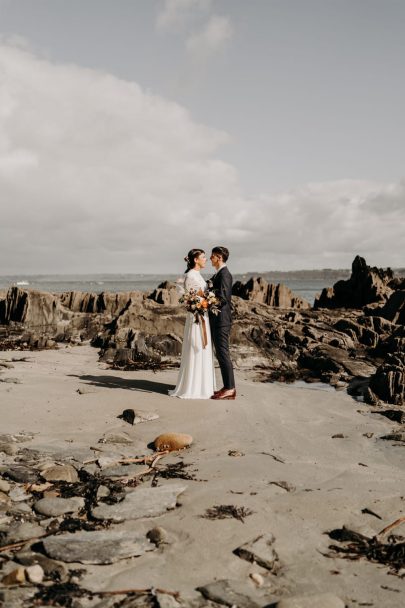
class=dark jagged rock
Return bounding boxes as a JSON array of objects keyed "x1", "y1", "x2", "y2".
[
  {"x1": 367, "y1": 356, "x2": 405, "y2": 406},
  {"x1": 314, "y1": 256, "x2": 394, "y2": 309},
  {"x1": 367, "y1": 290, "x2": 405, "y2": 325},
  {"x1": 232, "y1": 276, "x2": 310, "y2": 309}
]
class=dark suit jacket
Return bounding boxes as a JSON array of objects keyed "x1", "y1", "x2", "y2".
[{"x1": 209, "y1": 266, "x2": 233, "y2": 328}]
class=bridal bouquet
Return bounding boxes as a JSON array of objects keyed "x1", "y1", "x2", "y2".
[{"x1": 179, "y1": 288, "x2": 220, "y2": 324}]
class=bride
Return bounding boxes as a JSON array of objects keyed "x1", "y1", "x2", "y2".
[{"x1": 169, "y1": 248, "x2": 216, "y2": 399}]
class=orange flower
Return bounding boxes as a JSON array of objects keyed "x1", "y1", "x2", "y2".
[{"x1": 202, "y1": 300, "x2": 208, "y2": 309}]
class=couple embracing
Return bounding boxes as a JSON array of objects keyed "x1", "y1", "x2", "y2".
[{"x1": 169, "y1": 246, "x2": 236, "y2": 401}]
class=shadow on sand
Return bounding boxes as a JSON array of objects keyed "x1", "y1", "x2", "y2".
[{"x1": 69, "y1": 374, "x2": 174, "y2": 395}]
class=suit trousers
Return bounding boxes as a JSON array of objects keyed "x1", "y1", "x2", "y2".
[{"x1": 212, "y1": 324, "x2": 235, "y2": 390}]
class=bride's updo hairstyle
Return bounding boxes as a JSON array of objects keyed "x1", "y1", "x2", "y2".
[{"x1": 184, "y1": 248, "x2": 205, "y2": 273}]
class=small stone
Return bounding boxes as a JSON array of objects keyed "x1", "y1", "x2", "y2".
[
  {"x1": 98, "y1": 432, "x2": 133, "y2": 445},
  {"x1": 0, "y1": 478, "x2": 10, "y2": 492},
  {"x1": 25, "y1": 564, "x2": 44, "y2": 584},
  {"x1": 234, "y1": 534, "x2": 279, "y2": 571},
  {"x1": 41, "y1": 464, "x2": 79, "y2": 483},
  {"x1": 249, "y1": 573, "x2": 264, "y2": 587},
  {"x1": 0, "y1": 490, "x2": 11, "y2": 504},
  {"x1": 15, "y1": 549, "x2": 68, "y2": 580},
  {"x1": 92, "y1": 484, "x2": 186, "y2": 522},
  {"x1": 228, "y1": 450, "x2": 245, "y2": 457},
  {"x1": 155, "y1": 591, "x2": 182, "y2": 608},
  {"x1": 133, "y1": 410, "x2": 159, "y2": 425},
  {"x1": 197, "y1": 580, "x2": 260, "y2": 608},
  {"x1": 34, "y1": 496, "x2": 85, "y2": 517},
  {"x1": 0, "y1": 377, "x2": 22, "y2": 384},
  {"x1": 147, "y1": 526, "x2": 169, "y2": 546},
  {"x1": 274, "y1": 593, "x2": 345, "y2": 608},
  {"x1": 6, "y1": 521, "x2": 46, "y2": 543},
  {"x1": 9, "y1": 486, "x2": 31, "y2": 502},
  {"x1": 1, "y1": 567, "x2": 26, "y2": 586},
  {"x1": 0, "y1": 442, "x2": 18, "y2": 456},
  {"x1": 5, "y1": 466, "x2": 39, "y2": 484},
  {"x1": 154, "y1": 433, "x2": 193, "y2": 452},
  {"x1": 43, "y1": 529, "x2": 155, "y2": 564},
  {"x1": 96, "y1": 485, "x2": 110, "y2": 499}
]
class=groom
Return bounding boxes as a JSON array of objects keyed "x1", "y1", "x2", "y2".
[{"x1": 209, "y1": 246, "x2": 236, "y2": 400}]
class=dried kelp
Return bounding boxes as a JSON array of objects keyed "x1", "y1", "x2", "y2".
[
  {"x1": 327, "y1": 521, "x2": 405, "y2": 573},
  {"x1": 202, "y1": 504, "x2": 254, "y2": 523},
  {"x1": 152, "y1": 461, "x2": 200, "y2": 483},
  {"x1": 32, "y1": 581, "x2": 90, "y2": 607}
]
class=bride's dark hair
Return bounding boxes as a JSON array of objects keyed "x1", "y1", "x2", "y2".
[{"x1": 184, "y1": 248, "x2": 205, "y2": 273}]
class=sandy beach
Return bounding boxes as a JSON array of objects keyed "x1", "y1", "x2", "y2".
[{"x1": 1, "y1": 343, "x2": 404, "y2": 606}]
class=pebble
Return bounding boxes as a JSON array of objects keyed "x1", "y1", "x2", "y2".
[
  {"x1": 1, "y1": 567, "x2": 26, "y2": 586},
  {"x1": 41, "y1": 464, "x2": 79, "y2": 483},
  {"x1": 154, "y1": 432, "x2": 193, "y2": 452},
  {"x1": 96, "y1": 485, "x2": 110, "y2": 499},
  {"x1": 249, "y1": 573, "x2": 264, "y2": 587},
  {"x1": 275, "y1": 593, "x2": 345, "y2": 608},
  {"x1": 0, "y1": 490, "x2": 11, "y2": 505},
  {"x1": 147, "y1": 526, "x2": 169, "y2": 546},
  {"x1": 98, "y1": 432, "x2": 133, "y2": 445},
  {"x1": 8, "y1": 487, "x2": 31, "y2": 502},
  {"x1": 0, "y1": 442, "x2": 18, "y2": 456},
  {"x1": 34, "y1": 496, "x2": 85, "y2": 517},
  {"x1": 155, "y1": 591, "x2": 182, "y2": 608},
  {"x1": 5, "y1": 465, "x2": 39, "y2": 484},
  {"x1": 42, "y1": 529, "x2": 156, "y2": 564},
  {"x1": 25, "y1": 564, "x2": 44, "y2": 584},
  {"x1": 92, "y1": 484, "x2": 187, "y2": 522},
  {"x1": 234, "y1": 534, "x2": 279, "y2": 571},
  {"x1": 6, "y1": 521, "x2": 46, "y2": 543},
  {"x1": 197, "y1": 580, "x2": 260, "y2": 608},
  {"x1": 16, "y1": 549, "x2": 68, "y2": 580},
  {"x1": 0, "y1": 479, "x2": 10, "y2": 492}
]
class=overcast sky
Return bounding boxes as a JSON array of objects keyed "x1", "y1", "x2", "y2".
[{"x1": 0, "y1": 0, "x2": 404, "y2": 273}]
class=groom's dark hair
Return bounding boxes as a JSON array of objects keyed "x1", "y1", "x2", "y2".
[{"x1": 212, "y1": 246, "x2": 229, "y2": 262}]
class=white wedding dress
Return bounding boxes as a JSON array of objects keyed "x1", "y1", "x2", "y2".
[{"x1": 169, "y1": 269, "x2": 216, "y2": 399}]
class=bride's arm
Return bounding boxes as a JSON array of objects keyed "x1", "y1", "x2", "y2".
[{"x1": 184, "y1": 274, "x2": 202, "y2": 292}]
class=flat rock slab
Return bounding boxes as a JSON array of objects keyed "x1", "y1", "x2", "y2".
[
  {"x1": 6, "y1": 521, "x2": 46, "y2": 543},
  {"x1": 196, "y1": 580, "x2": 260, "y2": 608},
  {"x1": 42, "y1": 529, "x2": 155, "y2": 564},
  {"x1": 275, "y1": 594, "x2": 345, "y2": 608},
  {"x1": 41, "y1": 464, "x2": 79, "y2": 483},
  {"x1": 98, "y1": 432, "x2": 133, "y2": 445},
  {"x1": 234, "y1": 533, "x2": 279, "y2": 571},
  {"x1": 34, "y1": 496, "x2": 85, "y2": 517},
  {"x1": 5, "y1": 466, "x2": 39, "y2": 484},
  {"x1": 92, "y1": 484, "x2": 187, "y2": 522},
  {"x1": 133, "y1": 410, "x2": 159, "y2": 424}
]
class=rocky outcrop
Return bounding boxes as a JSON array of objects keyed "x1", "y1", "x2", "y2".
[
  {"x1": 148, "y1": 281, "x2": 180, "y2": 306},
  {"x1": 59, "y1": 290, "x2": 144, "y2": 315},
  {"x1": 314, "y1": 256, "x2": 394, "y2": 309},
  {"x1": 232, "y1": 277, "x2": 310, "y2": 309}
]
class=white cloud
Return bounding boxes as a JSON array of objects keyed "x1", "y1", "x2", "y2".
[
  {"x1": 0, "y1": 43, "x2": 403, "y2": 274},
  {"x1": 186, "y1": 14, "x2": 233, "y2": 63},
  {"x1": 156, "y1": 0, "x2": 212, "y2": 31}
]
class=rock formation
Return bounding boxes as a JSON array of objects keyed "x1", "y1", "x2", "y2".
[
  {"x1": 232, "y1": 277, "x2": 310, "y2": 309},
  {"x1": 314, "y1": 255, "x2": 394, "y2": 309},
  {"x1": 148, "y1": 281, "x2": 180, "y2": 306}
]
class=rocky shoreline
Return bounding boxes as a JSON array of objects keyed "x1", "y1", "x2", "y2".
[{"x1": 1, "y1": 256, "x2": 403, "y2": 410}]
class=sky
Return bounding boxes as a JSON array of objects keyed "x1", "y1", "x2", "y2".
[{"x1": 0, "y1": 0, "x2": 404, "y2": 273}]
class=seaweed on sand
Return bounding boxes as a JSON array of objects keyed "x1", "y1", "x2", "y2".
[
  {"x1": 152, "y1": 460, "x2": 200, "y2": 483},
  {"x1": 327, "y1": 518, "x2": 405, "y2": 574},
  {"x1": 202, "y1": 504, "x2": 254, "y2": 523}
]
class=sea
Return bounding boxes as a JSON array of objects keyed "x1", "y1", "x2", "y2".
[{"x1": 0, "y1": 272, "x2": 352, "y2": 305}]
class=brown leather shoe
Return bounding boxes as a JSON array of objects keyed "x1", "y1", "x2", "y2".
[
  {"x1": 213, "y1": 388, "x2": 224, "y2": 396},
  {"x1": 211, "y1": 388, "x2": 236, "y2": 400}
]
